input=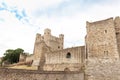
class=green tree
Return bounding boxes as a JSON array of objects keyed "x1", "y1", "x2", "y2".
[{"x1": 2, "y1": 48, "x2": 24, "y2": 64}]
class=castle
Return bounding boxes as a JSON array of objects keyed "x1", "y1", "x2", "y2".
[
  {"x1": 20, "y1": 28, "x2": 85, "y2": 71},
  {"x1": 18, "y1": 16, "x2": 120, "y2": 80}
]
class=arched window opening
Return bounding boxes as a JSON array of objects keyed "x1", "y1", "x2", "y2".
[
  {"x1": 105, "y1": 30, "x2": 107, "y2": 33},
  {"x1": 56, "y1": 78, "x2": 58, "y2": 80},
  {"x1": 58, "y1": 46, "x2": 60, "y2": 49},
  {"x1": 116, "y1": 32, "x2": 119, "y2": 35},
  {"x1": 66, "y1": 52, "x2": 71, "y2": 58},
  {"x1": 104, "y1": 51, "x2": 108, "y2": 55},
  {"x1": 104, "y1": 51, "x2": 108, "y2": 59},
  {"x1": 64, "y1": 67, "x2": 70, "y2": 71}
]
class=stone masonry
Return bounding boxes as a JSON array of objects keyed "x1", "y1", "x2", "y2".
[
  {"x1": 86, "y1": 18, "x2": 119, "y2": 60},
  {"x1": 0, "y1": 68, "x2": 84, "y2": 80},
  {"x1": 85, "y1": 17, "x2": 120, "y2": 80}
]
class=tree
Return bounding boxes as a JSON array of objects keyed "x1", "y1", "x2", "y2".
[{"x1": 2, "y1": 48, "x2": 24, "y2": 64}]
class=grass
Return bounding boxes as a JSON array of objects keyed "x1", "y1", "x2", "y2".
[{"x1": 8, "y1": 65, "x2": 37, "y2": 70}]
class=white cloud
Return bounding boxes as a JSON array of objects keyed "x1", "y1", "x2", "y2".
[
  {"x1": 0, "y1": 10, "x2": 36, "y2": 56},
  {"x1": 2, "y1": 0, "x2": 66, "y2": 17},
  {"x1": 83, "y1": 2, "x2": 120, "y2": 21}
]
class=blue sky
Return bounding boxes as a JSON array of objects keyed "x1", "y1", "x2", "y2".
[{"x1": 0, "y1": 0, "x2": 120, "y2": 56}]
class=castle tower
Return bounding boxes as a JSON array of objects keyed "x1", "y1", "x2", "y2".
[
  {"x1": 59, "y1": 34, "x2": 64, "y2": 49},
  {"x1": 33, "y1": 33, "x2": 42, "y2": 60},
  {"x1": 85, "y1": 17, "x2": 120, "y2": 80},
  {"x1": 114, "y1": 16, "x2": 120, "y2": 58},
  {"x1": 32, "y1": 33, "x2": 42, "y2": 66},
  {"x1": 32, "y1": 36, "x2": 50, "y2": 66},
  {"x1": 43, "y1": 28, "x2": 64, "y2": 51},
  {"x1": 44, "y1": 28, "x2": 51, "y2": 42},
  {"x1": 86, "y1": 18, "x2": 119, "y2": 61},
  {"x1": 32, "y1": 28, "x2": 64, "y2": 66}
]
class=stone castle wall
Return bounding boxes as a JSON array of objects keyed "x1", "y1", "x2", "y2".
[
  {"x1": 85, "y1": 60, "x2": 120, "y2": 80},
  {"x1": 44, "y1": 46, "x2": 85, "y2": 71},
  {"x1": 0, "y1": 68, "x2": 84, "y2": 80},
  {"x1": 26, "y1": 54, "x2": 34, "y2": 62},
  {"x1": 19, "y1": 54, "x2": 27, "y2": 62},
  {"x1": 45, "y1": 46, "x2": 85, "y2": 64},
  {"x1": 32, "y1": 41, "x2": 49, "y2": 66},
  {"x1": 114, "y1": 16, "x2": 120, "y2": 57},
  {"x1": 31, "y1": 41, "x2": 85, "y2": 71},
  {"x1": 86, "y1": 18, "x2": 119, "y2": 60},
  {"x1": 85, "y1": 17, "x2": 120, "y2": 80},
  {"x1": 44, "y1": 63, "x2": 82, "y2": 71}
]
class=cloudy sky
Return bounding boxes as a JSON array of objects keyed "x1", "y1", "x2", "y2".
[{"x1": 0, "y1": 0, "x2": 120, "y2": 56}]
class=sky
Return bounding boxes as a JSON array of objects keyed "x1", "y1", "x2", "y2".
[{"x1": 0, "y1": 0, "x2": 120, "y2": 57}]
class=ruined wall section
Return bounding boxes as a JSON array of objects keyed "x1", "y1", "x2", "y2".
[
  {"x1": 44, "y1": 46, "x2": 85, "y2": 71},
  {"x1": 86, "y1": 18, "x2": 119, "y2": 60},
  {"x1": 19, "y1": 54, "x2": 27, "y2": 62},
  {"x1": 26, "y1": 54, "x2": 34, "y2": 62},
  {"x1": 0, "y1": 68, "x2": 84, "y2": 80},
  {"x1": 114, "y1": 16, "x2": 120, "y2": 58}
]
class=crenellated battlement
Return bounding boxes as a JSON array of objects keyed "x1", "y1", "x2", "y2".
[{"x1": 35, "y1": 28, "x2": 64, "y2": 51}]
